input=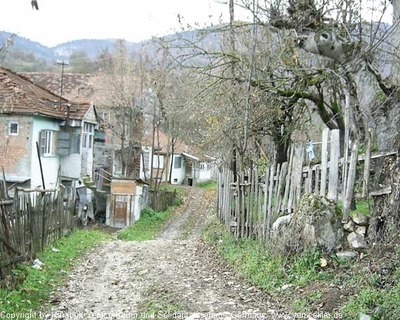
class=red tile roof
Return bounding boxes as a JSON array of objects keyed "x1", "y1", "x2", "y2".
[
  {"x1": 142, "y1": 129, "x2": 191, "y2": 154},
  {"x1": 0, "y1": 67, "x2": 91, "y2": 120},
  {"x1": 21, "y1": 72, "x2": 95, "y2": 101}
]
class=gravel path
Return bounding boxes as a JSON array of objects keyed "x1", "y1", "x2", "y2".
[{"x1": 42, "y1": 188, "x2": 289, "y2": 320}]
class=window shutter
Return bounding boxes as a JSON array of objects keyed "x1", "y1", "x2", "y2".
[
  {"x1": 57, "y1": 131, "x2": 69, "y2": 156},
  {"x1": 39, "y1": 130, "x2": 46, "y2": 155}
]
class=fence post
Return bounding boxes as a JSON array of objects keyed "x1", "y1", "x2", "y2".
[
  {"x1": 362, "y1": 129, "x2": 372, "y2": 198},
  {"x1": 343, "y1": 140, "x2": 359, "y2": 223},
  {"x1": 328, "y1": 129, "x2": 340, "y2": 202},
  {"x1": 320, "y1": 128, "x2": 330, "y2": 197}
]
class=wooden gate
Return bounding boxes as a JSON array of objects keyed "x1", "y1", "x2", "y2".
[{"x1": 112, "y1": 194, "x2": 133, "y2": 228}]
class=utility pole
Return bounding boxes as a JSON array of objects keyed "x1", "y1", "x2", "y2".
[
  {"x1": 57, "y1": 60, "x2": 70, "y2": 123},
  {"x1": 149, "y1": 92, "x2": 156, "y2": 184}
]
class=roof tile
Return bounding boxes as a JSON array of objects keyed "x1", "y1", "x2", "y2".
[{"x1": 0, "y1": 67, "x2": 91, "y2": 121}]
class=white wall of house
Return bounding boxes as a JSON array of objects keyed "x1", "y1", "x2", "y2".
[
  {"x1": 133, "y1": 185, "x2": 144, "y2": 222},
  {"x1": 197, "y1": 162, "x2": 213, "y2": 182},
  {"x1": 81, "y1": 148, "x2": 93, "y2": 176},
  {"x1": 60, "y1": 153, "x2": 81, "y2": 179},
  {"x1": 60, "y1": 121, "x2": 95, "y2": 179},
  {"x1": 31, "y1": 117, "x2": 60, "y2": 189},
  {"x1": 139, "y1": 148, "x2": 186, "y2": 185},
  {"x1": 170, "y1": 154, "x2": 185, "y2": 185}
]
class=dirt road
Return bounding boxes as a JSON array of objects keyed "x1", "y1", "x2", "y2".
[{"x1": 43, "y1": 187, "x2": 288, "y2": 319}]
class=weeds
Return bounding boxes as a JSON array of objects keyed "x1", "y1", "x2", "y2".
[
  {"x1": 203, "y1": 217, "x2": 326, "y2": 293},
  {"x1": 137, "y1": 285, "x2": 186, "y2": 320},
  {"x1": 117, "y1": 206, "x2": 174, "y2": 241},
  {"x1": 196, "y1": 180, "x2": 217, "y2": 189},
  {"x1": 0, "y1": 229, "x2": 109, "y2": 314}
]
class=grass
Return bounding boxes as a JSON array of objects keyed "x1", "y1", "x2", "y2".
[
  {"x1": 196, "y1": 180, "x2": 217, "y2": 189},
  {"x1": 337, "y1": 198, "x2": 372, "y2": 216},
  {"x1": 203, "y1": 215, "x2": 400, "y2": 319},
  {"x1": 203, "y1": 217, "x2": 327, "y2": 293},
  {"x1": 0, "y1": 229, "x2": 110, "y2": 315},
  {"x1": 117, "y1": 206, "x2": 175, "y2": 241},
  {"x1": 137, "y1": 285, "x2": 186, "y2": 320},
  {"x1": 117, "y1": 185, "x2": 187, "y2": 241},
  {"x1": 340, "y1": 248, "x2": 400, "y2": 320}
]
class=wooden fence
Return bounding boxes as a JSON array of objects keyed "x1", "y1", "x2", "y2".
[
  {"x1": 0, "y1": 180, "x2": 77, "y2": 284},
  {"x1": 148, "y1": 189, "x2": 177, "y2": 212},
  {"x1": 217, "y1": 128, "x2": 398, "y2": 240}
]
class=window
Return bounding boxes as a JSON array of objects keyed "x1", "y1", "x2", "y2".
[
  {"x1": 82, "y1": 122, "x2": 95, "y2": 149},
  {"x1": 70, "y1": 133, "x2": 80, "y2": 154},
  {"x1": 200, "y1": 163, "x2": 209, "y2": 170},
  {"x1": 39, "y1": 130, "x2": 57, "y2": 156},
  {"x1": 174, "y1": 156, "x2": 182, "y2": 169},
  {"x1": 143, "y1": 151, "x2": 150, "y2": 172},
  {"x1": 153, "y1": 155, "x2": 164, "y2": 168},
  {"x1": 8, "y1": 121, "x2": 19, "y2": 136}
]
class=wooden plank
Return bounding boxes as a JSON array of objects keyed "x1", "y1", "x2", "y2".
[
  {"x1": 293, "y1": 146, "x2": 305, "y2": 209},
  {"x1": 240, "y1": 171, "x2": 246, "y2": 238},
  {"x1": 0, "y1": 234, "x2": 22, "y2": 255},
  {"x1": 274, "y1": 162, "x2": 288, "y2": 214},
  {"x1": 314, "y1": 165, "x2": 320, "y2": 195},
  {"x1": 283, "y1": 146, "x2": 295, "y2": 213},
  {"x1": 369, "y1": 186, "x2": 392, "y2": 196},
  {"x1": 362, "y1": 129, "x2": 372, "y2": 198},
  {"x1": 357, "y1": 149, "x2": 398, "y2": 161},
  {"x1": 229, "y1": 169, "x2": 234, "y2": 226},
  {"x1": 343, "y1": 140, "x2": 359, "y2": 223},
  {"x1": 304, "y1": 166, "x2": 312, "y2": 194},
  {"x1": 342, "y1": 91, "x2": 351, "y2": 191},
  {"x1": 235, "y1": 173, "x2": 240, "y2": 239},
  {"x1": 320, "y1": 128, "x2": 330, "y2": 197},
  {"x1": 273, "y1": 163, "x2": 281, "y2": 212},
  {"x1": 263, "y1": 165, "x2": 270, "y2": 240},
  {"x1": 288, "y1": 145, "x2": 304, "y2": 212},
  {"x1": 0, "y1": 200, "x2": 13, "y2": 205},
  {"x1": 266, "y1": 164, "x2": 275, "y2": 238},
  {"x1": 248, "y1": 169, "x2": 254, "y2": 238},
  {"x1": 15, "y1": 187, "x2": 56, "y2": 193},
  {"x1": 328, "y1": 129, "x2": 340, "y2": 202}
]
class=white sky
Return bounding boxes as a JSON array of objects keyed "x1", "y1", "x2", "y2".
[
  {"x1": 0, "y1": 0, "x2": 393, "y2": 48},
  {"x1": 1, "y1": 0, "x2": 237, "y2": 47}
]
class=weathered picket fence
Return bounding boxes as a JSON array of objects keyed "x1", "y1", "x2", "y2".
[
  {"x1": 217, "y1": 128, "x2": 398, "y2": 240},
  {"x1": 0, "y1": 180, "x2": 77, "y2": 284}
]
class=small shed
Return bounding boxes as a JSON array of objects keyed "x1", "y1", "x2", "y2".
[{"x1": 106, "y1": 178, "x2": 148, "y2": 228}]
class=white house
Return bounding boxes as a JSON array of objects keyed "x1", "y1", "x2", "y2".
[
  {"x1": 0, "y1": 67, "x2": 99, "y2": 218},
  {"x1": 139, "y1": 130, "x2": 217, "y2": 185}
]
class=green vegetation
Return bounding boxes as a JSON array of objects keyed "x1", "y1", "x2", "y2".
[
  {"x1": 341, "y1": 248, "x2": 400, "y2": 320},
  {"x1": 137, "y1": 285, "x2": 185, "y2": 320},
  {"x1": 204, "y1": 215, "x2": 400, "y2": 319},
  {"x1": 117, "y1": 206, "x2": 173, "y2": 241},
  {"x1": 337, "y1": 198, "x2": 372, "y2": 216},
  {"x1": 203, "y1": 217, "x2": 327, "y2": 293},
  {"x1": 117, "y1": 185, "x2": 186, "y2": 241},
  {"x1": 0, "y1": 229, "x2": 110, "y2": 314},
  {"x1": 196, "y1": 180, "x2": 218, "y2": 189}
]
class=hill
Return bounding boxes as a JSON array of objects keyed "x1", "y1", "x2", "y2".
[{"x1": 0, "y1": 31, "x2": 149, "y2": 72}]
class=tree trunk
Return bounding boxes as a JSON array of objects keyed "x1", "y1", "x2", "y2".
[
  {"x1": 274, "y1": 138, "x2": 289, "y2": 164},
  {"x1": 392, "y1": 0, "x2": 400, "y2": 84}
]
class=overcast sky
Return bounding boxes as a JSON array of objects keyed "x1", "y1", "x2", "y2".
[
  {"x1": 1, "y1": 0, "x2": 393, "y2": 48},
  {"x1": 1, "y1": 0, "x2": 238, "y2": 47}
]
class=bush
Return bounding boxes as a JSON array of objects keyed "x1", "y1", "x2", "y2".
[
  {"x1": 141, "y1": 206, "x2": 156, "y2": 218},
  {"x1": 172, "y1": 196, "x2": 183, "y2": 207}
]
